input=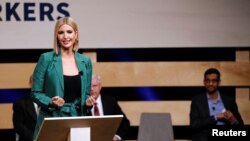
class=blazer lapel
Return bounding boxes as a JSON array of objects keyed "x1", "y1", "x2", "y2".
[
  {"x1": 75, "y1": 53, "x2": 87, "y2": 77},
  {"x1": 75, "y1": 53, "x2": 89, "y2": 109},
  {"x1": 101, "y1": 96, "x2": 107, "y2": 115},
  {"x1": 201, "y1": 94, "x2": 210, "y2": 116},
  {"x1": 75, "y1": 53, "x2": 88, "y2": 93},
  {"x1": 101, "y1": 95, "x2": 111, "y2": 115},
  {"x1": 220, "y1": 93, "x2": 229, "y2": 110},
  {"x1": 53, "y1": 54, "x2": 64, "y2": 91}
]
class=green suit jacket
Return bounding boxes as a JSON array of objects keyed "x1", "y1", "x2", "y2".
[{"x1": 31, "y1": 51, "x2": 92, "y2": 140}]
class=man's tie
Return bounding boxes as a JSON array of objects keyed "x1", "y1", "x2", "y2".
[{"x1": 94, "y1": 103, "x2": 100, "y2": 116}]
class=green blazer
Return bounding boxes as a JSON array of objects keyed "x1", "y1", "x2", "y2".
[{"x1": 31, "y1": 51, "x2": 92, "y2": 140}]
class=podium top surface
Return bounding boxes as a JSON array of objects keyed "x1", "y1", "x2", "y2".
[{"x1": 44, "y1": 115, "x2": 123, "y2": 121}]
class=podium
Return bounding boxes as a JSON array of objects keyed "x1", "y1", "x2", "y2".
[{"x1": 35, "y1": 115, "x2": 123, "y2": 141}]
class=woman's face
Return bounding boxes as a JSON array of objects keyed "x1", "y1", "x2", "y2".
[{"x1": 57, "y1": 24, "x2": 77, "y2": 50}]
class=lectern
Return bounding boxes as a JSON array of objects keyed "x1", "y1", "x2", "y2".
[{"x1": 35, "y1": 115, "x2": 123, "y2": 141}]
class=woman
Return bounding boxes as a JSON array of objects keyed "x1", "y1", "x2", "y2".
[{"x1": 31, "y1": 17, "x2": 95, "y2": 140}]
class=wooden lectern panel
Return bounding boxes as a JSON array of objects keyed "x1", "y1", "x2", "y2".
[{"x1": 36, "y1": 115, "x2": 123, "y2": 141}]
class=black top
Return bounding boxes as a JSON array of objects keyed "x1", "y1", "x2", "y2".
[{"x1": 63, "y1": 74, "x2": 81, "y2": 103}]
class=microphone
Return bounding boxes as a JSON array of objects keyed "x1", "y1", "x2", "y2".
[{"x1": 79, "y1": 71, "x2": 83, "y2": 75}]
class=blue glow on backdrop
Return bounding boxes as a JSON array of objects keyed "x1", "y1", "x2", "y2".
[
  {"x1": 136, "y1": 87, "x2": 159, "y2": 101},
  {"x1": 0, "y1": 89, "x2": 28, "y2": 103}
]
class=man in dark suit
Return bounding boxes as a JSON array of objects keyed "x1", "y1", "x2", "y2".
[
  {"x1": 12, "y1": 75, "x2": 38, "y2": 141},
  {"x1": 90, "y1": 73, "x2": 130, "y2": 141},
  {"x1": 190, "y1": 68, "x2": 244, "y2": 141}
]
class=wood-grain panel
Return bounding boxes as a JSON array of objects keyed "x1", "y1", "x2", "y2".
[
  {"x1": 0, "y1": 62, "x2": 249, "y2": 88},
  {"x1": 0, "y1": 63, "x2": 35, "y2": 89},
  {"x1": 93, "y1": 62, "x2": 250, "y2": 87},
  {"x1": 0, "y1": 104, "x2": 13, "y2": 129}
]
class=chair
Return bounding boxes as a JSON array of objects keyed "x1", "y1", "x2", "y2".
[{"x1": 137, "y1": 113, "x2": 174, "y2": 141}]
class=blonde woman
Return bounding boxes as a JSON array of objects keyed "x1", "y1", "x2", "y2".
[{"x1": 31, "y1": 17, "x2": 95, "y2": 140}]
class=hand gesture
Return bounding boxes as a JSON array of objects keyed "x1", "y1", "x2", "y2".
[
  {"x1": 86, "y1": 96, "x2": 96, "y2": 107},
  {"x1": 223, "y1": 110, "x2": 238, "y2": 125},
  {"x1": 50, "y1": 96, "x2": 65, "y2": 107}
]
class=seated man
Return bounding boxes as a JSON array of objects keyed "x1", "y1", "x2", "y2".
[
  {"x1": 90, "y1": 73, "x2": 130, "y2": 141},
  {"x1": 12, "y1": 75, "x2": 39, "y2": 141},
  {"x1": 189, "y1": 68, "x2": 244, "y2": 141}
]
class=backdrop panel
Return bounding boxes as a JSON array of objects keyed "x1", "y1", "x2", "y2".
[{"x1": 0, "y1": 0, "x2": 250, "y2": 49}]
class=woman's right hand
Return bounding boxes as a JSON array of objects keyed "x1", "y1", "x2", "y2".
[{"x1": 50, "y1": 96, "x2": 65, "y2": 107}]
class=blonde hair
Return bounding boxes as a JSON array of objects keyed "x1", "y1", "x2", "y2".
[{"x1": 53, "y1": 17, "x2": 79, "y2": 54}]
